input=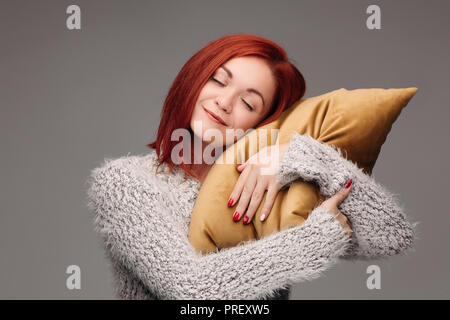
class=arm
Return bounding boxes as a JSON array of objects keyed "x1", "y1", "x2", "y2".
[
  {"x1": 277, "y1": 133, "x2": 419, "y2": 260},
  {"x1": 86, "y1": 154, "x2": 351, "y2": 300}
]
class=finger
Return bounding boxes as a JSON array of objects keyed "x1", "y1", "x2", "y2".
[
  {"x1": 237, "y1": 153, "x2": 257, "y2": 172},
  {"x1": 328, "y1": 179, "x2": 353, "y2": 207},
  {"x1": 336, "y1": 211, "x2": 353, "y2": 235},
  {"x1": 345, "y1": 228, "x2": 353, "y2": 237},
  {"x1": 343, "y1": 217, "x2": 353, "y2": 236},
  {"x1": 345, "y1": 213, "x2": 353, "y2": 229},
  {"x1": 259, "y1": 182, "x2": 281, "y2": 222},
  {"x1": 228, "y1": 163, "x2": 252, "y2": 207},
  {"x1": 236, "y1": 159, "x2": 248, "y2": 172},
  {"x1": 243, "y1": 180, "x2": 267, "y2": 224},
  {"x1": 233, "y1": 167, "x2": 257, "y2": 222}
]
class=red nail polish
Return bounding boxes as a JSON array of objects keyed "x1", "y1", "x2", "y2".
[
  {"x1": 345, "y1": 179, "x2": 353, "y2": 188},
  {"x1": 243, "y1": 216, "x2": 249, "y2": 224},
  {"x1": 233, "y1": 211, "x2": 240, "y2": 222},
  {"x1": 228, "y1": 198, "x2": 234, "y2": 207}
]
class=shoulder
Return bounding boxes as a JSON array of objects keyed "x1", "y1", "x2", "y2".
[
  {"x1": 89, "y1": 149, "x2": 160, "y2": 180},
  {"x1": 87, "y1": 150, "x2": 162, "y2": 198},
  {"x1": 86, "y1": 148, "x2": 195, "y2": 202},
  {"x1": 86, "y1": 149, "x2": 167, "y2": 213}
]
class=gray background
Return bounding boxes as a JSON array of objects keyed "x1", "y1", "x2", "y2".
[{"x1": 1, "y1": 0, "x2": 449, "y2": 299}]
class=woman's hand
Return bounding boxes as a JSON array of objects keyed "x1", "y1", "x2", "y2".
[
  {"x1": 317, "y1": 180, "x2": 354, "y2": 237},
  {"x1": 227, "y1": 142, "x2": 354, "y2": 236},
  {"x1": 227, "y1": 143, "x2": 291, "y2": 224}
]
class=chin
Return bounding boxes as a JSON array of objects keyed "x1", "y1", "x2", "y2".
[
  {"x1": 190, "y1": 125, "x2": 226, "y2": 148},
  {"x1": 191, "y1": 115, "x2": 222, "y2": 135}
]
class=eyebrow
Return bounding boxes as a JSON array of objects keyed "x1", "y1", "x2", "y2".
[{"x1": 219, "y1": 65, "x2": 266, "y2": 107}]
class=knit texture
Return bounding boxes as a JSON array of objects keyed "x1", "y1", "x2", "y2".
[
  {"x1": 277, "y1": 133, "x2": 419, "y2": 259},
  {"x1": 85, "y1": 133, "x2": 418, "y2": 300}
]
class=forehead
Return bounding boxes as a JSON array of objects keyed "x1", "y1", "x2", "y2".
[
  {"x1": 221, "y1": 56, "x2": 273, "y2": 78},
  {"x1": 220, "y1": 56, "x2": 276, "y2": 106}
]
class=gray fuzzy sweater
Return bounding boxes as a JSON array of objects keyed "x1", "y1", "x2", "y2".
[{"x1": 86, "y1": 133, "x2": 418, "y2": 300}]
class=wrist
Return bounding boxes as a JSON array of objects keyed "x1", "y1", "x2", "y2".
[
  {"x1": 278, "y1": 142, "x2": 291, "y2": 162},
  {"x1": 276, "y1": 134, "x2": 332, "y2": 189}
]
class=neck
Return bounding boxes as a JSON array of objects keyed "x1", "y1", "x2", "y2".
[
  {"x1": 188, "y1": 136, "x2": 224, "y2": 184},
  {"x1": 190, "y1": 162, "x2": 212, "y2": 184}
]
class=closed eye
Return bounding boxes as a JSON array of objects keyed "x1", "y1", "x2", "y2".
[
  {"x1": 211, "y1": 77, "x2": 225, "y2": 86},
  {"x1": 242, "y1": 99, "x2": 254, "y2": 111},
  {"x1": 210, "y1": 77, "x2": 254, "y2": 111}
]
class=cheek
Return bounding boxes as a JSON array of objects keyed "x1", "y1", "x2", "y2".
[
  {"x1": 190, "y1": 106, "x2": 200, "y2": 122},
  {"x1": 231, "y1": 110, "x2": 260, "y2": 131},
  {"x1": 196, "y1": 85, "x2": 213, "y2": 101},
  {"x1": 190, "y1": 105, "x2": 207, "y2": 130}
]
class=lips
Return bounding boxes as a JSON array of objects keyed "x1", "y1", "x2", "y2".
[{"x1": 203, "y1": 107, "x2": 227, "y2": 126}]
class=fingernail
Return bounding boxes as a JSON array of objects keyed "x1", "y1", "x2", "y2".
[
  {"x1": 233, "y1": 211, "x2": 240, "y2": 222},
  {"x1": 345, "y1": 179, "x2": 353, "y2": 189},
  {"x1": 260, "y1": 213, "x2": 265, "y2": 222},
  {"x1": 227, "y1": 198, "x2": 234, "y2": 207},
  {"x1": 243, "y1": 216, "x2": 249, "y2": 224}
]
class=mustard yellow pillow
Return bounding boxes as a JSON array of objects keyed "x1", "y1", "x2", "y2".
[{"x1": 188, "y1": 87, "x2": 418, "y2": 255}]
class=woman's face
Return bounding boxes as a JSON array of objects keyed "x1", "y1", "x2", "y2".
[{"x1": 190, "y1": 56, "x2": 277, "y2": 147}]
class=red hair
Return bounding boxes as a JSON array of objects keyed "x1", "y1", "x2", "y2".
[{"x1": 147, "y1": 34, "x2": 306, "y2": 180}]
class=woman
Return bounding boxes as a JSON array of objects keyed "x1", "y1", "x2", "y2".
[{"x1": 86, "y1": 34, "x2": 417, "y2": 300}]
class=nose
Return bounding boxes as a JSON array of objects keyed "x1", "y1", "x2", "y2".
[{"x1": 215, "y1": 94, "x2": 233, "y2": 113}]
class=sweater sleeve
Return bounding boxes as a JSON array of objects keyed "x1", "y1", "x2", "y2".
[
  {"x1": 86, "y1": 154, "x2": 352, "y2": 300},
  {"x1": 277, "y1": 133, "x2": 419, "y2": 260}
]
